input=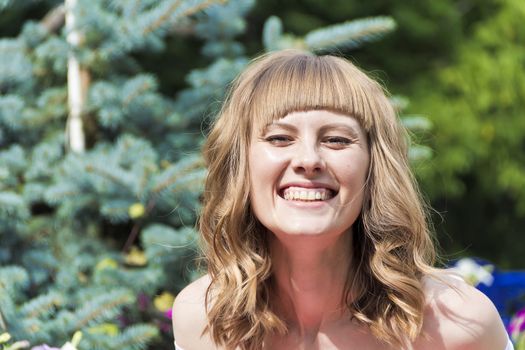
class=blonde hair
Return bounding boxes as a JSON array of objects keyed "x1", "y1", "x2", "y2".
[{"x1": 199, "y1": 49, "x2": 437, "y2": 349}]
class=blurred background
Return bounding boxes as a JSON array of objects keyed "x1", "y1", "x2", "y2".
[{"x1": 0, "y1": 0, "x2": 524, "y2": 349}]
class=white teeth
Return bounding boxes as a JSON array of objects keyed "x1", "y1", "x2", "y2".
[{"x1": 281, "y1": 186, "x2": 334, "y2": 201}]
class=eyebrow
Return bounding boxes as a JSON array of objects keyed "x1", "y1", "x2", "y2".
[{"x1": 264, "y1": 121, "x2": 362, "y2": 138}]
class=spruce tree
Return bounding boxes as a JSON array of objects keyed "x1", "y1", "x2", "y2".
[{"x1": 0, "y1": 0, "x2": 424, "y2": 348}]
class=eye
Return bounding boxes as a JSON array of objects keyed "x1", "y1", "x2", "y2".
[
  {"x1": 264, "y1": 135, "x2": 293, "y2": 146},
  {"x1": 323, "y1": 136, "x2": 353, "y2": 147}
]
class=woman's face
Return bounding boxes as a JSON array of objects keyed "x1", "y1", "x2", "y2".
[{"x1": 248, "y1": 110, "x2": 370, "y2": 239}]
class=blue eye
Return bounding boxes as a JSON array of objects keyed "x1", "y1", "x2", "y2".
[
  {"x1": 265, "y1": 135, "x2": 292, "y2": 145},
  {"x1": 325, "y1": 137, "x2": 351, "y2": 145}
]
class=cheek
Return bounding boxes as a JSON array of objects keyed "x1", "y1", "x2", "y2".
[
  {"x1": 333, "y1": 153, "x2": 370, "y2": 202},
  {"x1": 248, "y1": 146, "x2": 289, "y2": 183},
  {"x1": 349, "y1": 158, "x2": 369, "y2": 184},
  {"x1": 248, "y1": 146, "x2": 289, "y2": 212},
  {"x1": 330, "y1": 151, "x2": 369, "y2": 178}
]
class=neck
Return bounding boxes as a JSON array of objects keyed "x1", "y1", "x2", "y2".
[{"x1": 270, "y1": 229, "x2": 354, "y2": 338}]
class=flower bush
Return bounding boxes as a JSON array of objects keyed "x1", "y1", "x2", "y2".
[
  {"x1": 509, "y1": 307, "x2": 525, "y2": 349},
  {"x1": 452, "y1": 257, "x2": 525, "y2": 349},
  {"x1": 0, "y1": 331, "x2": 82, "y2": 350}
]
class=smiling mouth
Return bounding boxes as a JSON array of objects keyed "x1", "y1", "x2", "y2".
[{"x1": 279, "y1": 186, "x2": 337, "y2": 202}]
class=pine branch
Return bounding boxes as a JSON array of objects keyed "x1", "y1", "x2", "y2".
[
  {"x1": 153, "y1": 172, "x2": 205, "y2": 201},
  {"x1": 0, "y1": 266, "x2": 29, "y2": 295},
  {"x1": 0, "y1": 39, "x2": 33, "y2": 93},
  {"x1": 123, "y1": 197, "x2": 157, "y2": 253},
  {"x1": 44, "y1": 184, "x2": 81, "y2": 204},
  {"x1": 122, "y1": 79, "x2": 156, "y2": 107},
  {"x1": 93, "y1": 266, "x2": 165, "y2": 293},
  {"x1": 144, "y1": 0, "x2": 183, "y2": 35},
  {"x1": 19, "y1": 292, "x2": 62, "y2": 319},
  {"x1": 143, "y1": 0, "x2": 226, "y2": 35},
  {"x1": 141, "y1": 225, "x2": 197, "y2": 264},
  {"x1": 151, "y1": 155, "x2": 204, "y2": 194},
  {"x1": 112, "y1": 324, "x2": 159, "y2": 350},
  {"x1": 179, "y1": 0, "x2": 228, "y2": 21},
  {"x1": 0, "y1": 192, "x2": 29, "y2": 220},
  {"x1": 84, "y1": 164, "x2": 133, "y2": 190},
  {"x1": 305, "y1": 16, "x2": 396, "y2": 52},
  {"x1": 74, "y1": 289, "x2": 134, "y2": 328},
  {"x1": 262, "y1": 16, "x2": 283, "y2": 51},
  {"x1": 41, "y1": 5, "x2": 65, "y2": 33}
]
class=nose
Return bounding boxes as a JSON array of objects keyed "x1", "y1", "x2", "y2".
[{"x1": 291, "y1": 141, "x2": 325, "y2": 176}]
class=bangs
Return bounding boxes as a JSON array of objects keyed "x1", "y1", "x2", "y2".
[{"x1": 244, "y1": 52, "x2": 383, "y2": 134}]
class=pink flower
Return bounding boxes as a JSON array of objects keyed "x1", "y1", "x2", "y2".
[
  {"x1": 164, "y1": 308, "x2": 173, "y2": 320},
  {"x1": 508, "y1": 306, "x2": 525, "y2": 340}
]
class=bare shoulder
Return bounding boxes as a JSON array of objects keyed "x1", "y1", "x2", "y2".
[
  {"x1": 416, "y1": 269, "x2": 509, "y2": 350},
  {"x1": 172, "y1": 274, "x2": 216, "y2": 349}
]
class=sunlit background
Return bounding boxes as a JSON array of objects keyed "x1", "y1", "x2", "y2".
[{"x1": 1, "y1": 0, "x2": 524, "y2": 349}]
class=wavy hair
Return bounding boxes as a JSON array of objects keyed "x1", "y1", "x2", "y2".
[{"x1": 199, "y1": 49, "x2": 437, "y2": 349}]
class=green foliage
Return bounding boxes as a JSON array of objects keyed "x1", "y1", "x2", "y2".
[
  {"x1": 248, "y1": 0, "x2": 465, "y2": 80},
  {"x1": 304, "y1": 16, "x2": 396, "y2": 52},
  {"x1": 0, "y1": 0, "x2": 230, "y2": 348},
  {"x1": 262, "y1": 15, "x2": 396, "y2": 52},
  {"x1": 0, "y1": 0, "x2": 439, "y2": 348},
  {"x1": 407, "y1": 0, "x2": 525, "y2": 265}
]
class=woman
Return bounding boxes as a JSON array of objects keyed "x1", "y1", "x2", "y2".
[{"x1": 172, "y1": 50, "x2": 512, "y2": 350}]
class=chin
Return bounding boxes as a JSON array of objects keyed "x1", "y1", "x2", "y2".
[{"x1": 271, "y1": 222, "x2": 340, "y2": 238}]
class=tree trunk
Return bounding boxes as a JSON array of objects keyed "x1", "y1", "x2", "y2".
[{"x1": 65, "y1": 0, "x2": 87, "y2": 153}]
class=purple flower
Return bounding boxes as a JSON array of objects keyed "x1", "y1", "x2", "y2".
[
  {"x1": 160, "y1": 321, "x2": 172, "y2": 333},
  {"x1": 117, "y1": 313, "x2": 130, "y2": 327},
  {"x1": 137, "y1": 292, "x2": 150, "y2": 311},
  {"x1": 155, "y1": 319, "x2": 172, "y2": 334}
]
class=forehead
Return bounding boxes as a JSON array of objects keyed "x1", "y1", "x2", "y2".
[{"x1": 242, "y1": 53, "x2": 384, "y2": 136}]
